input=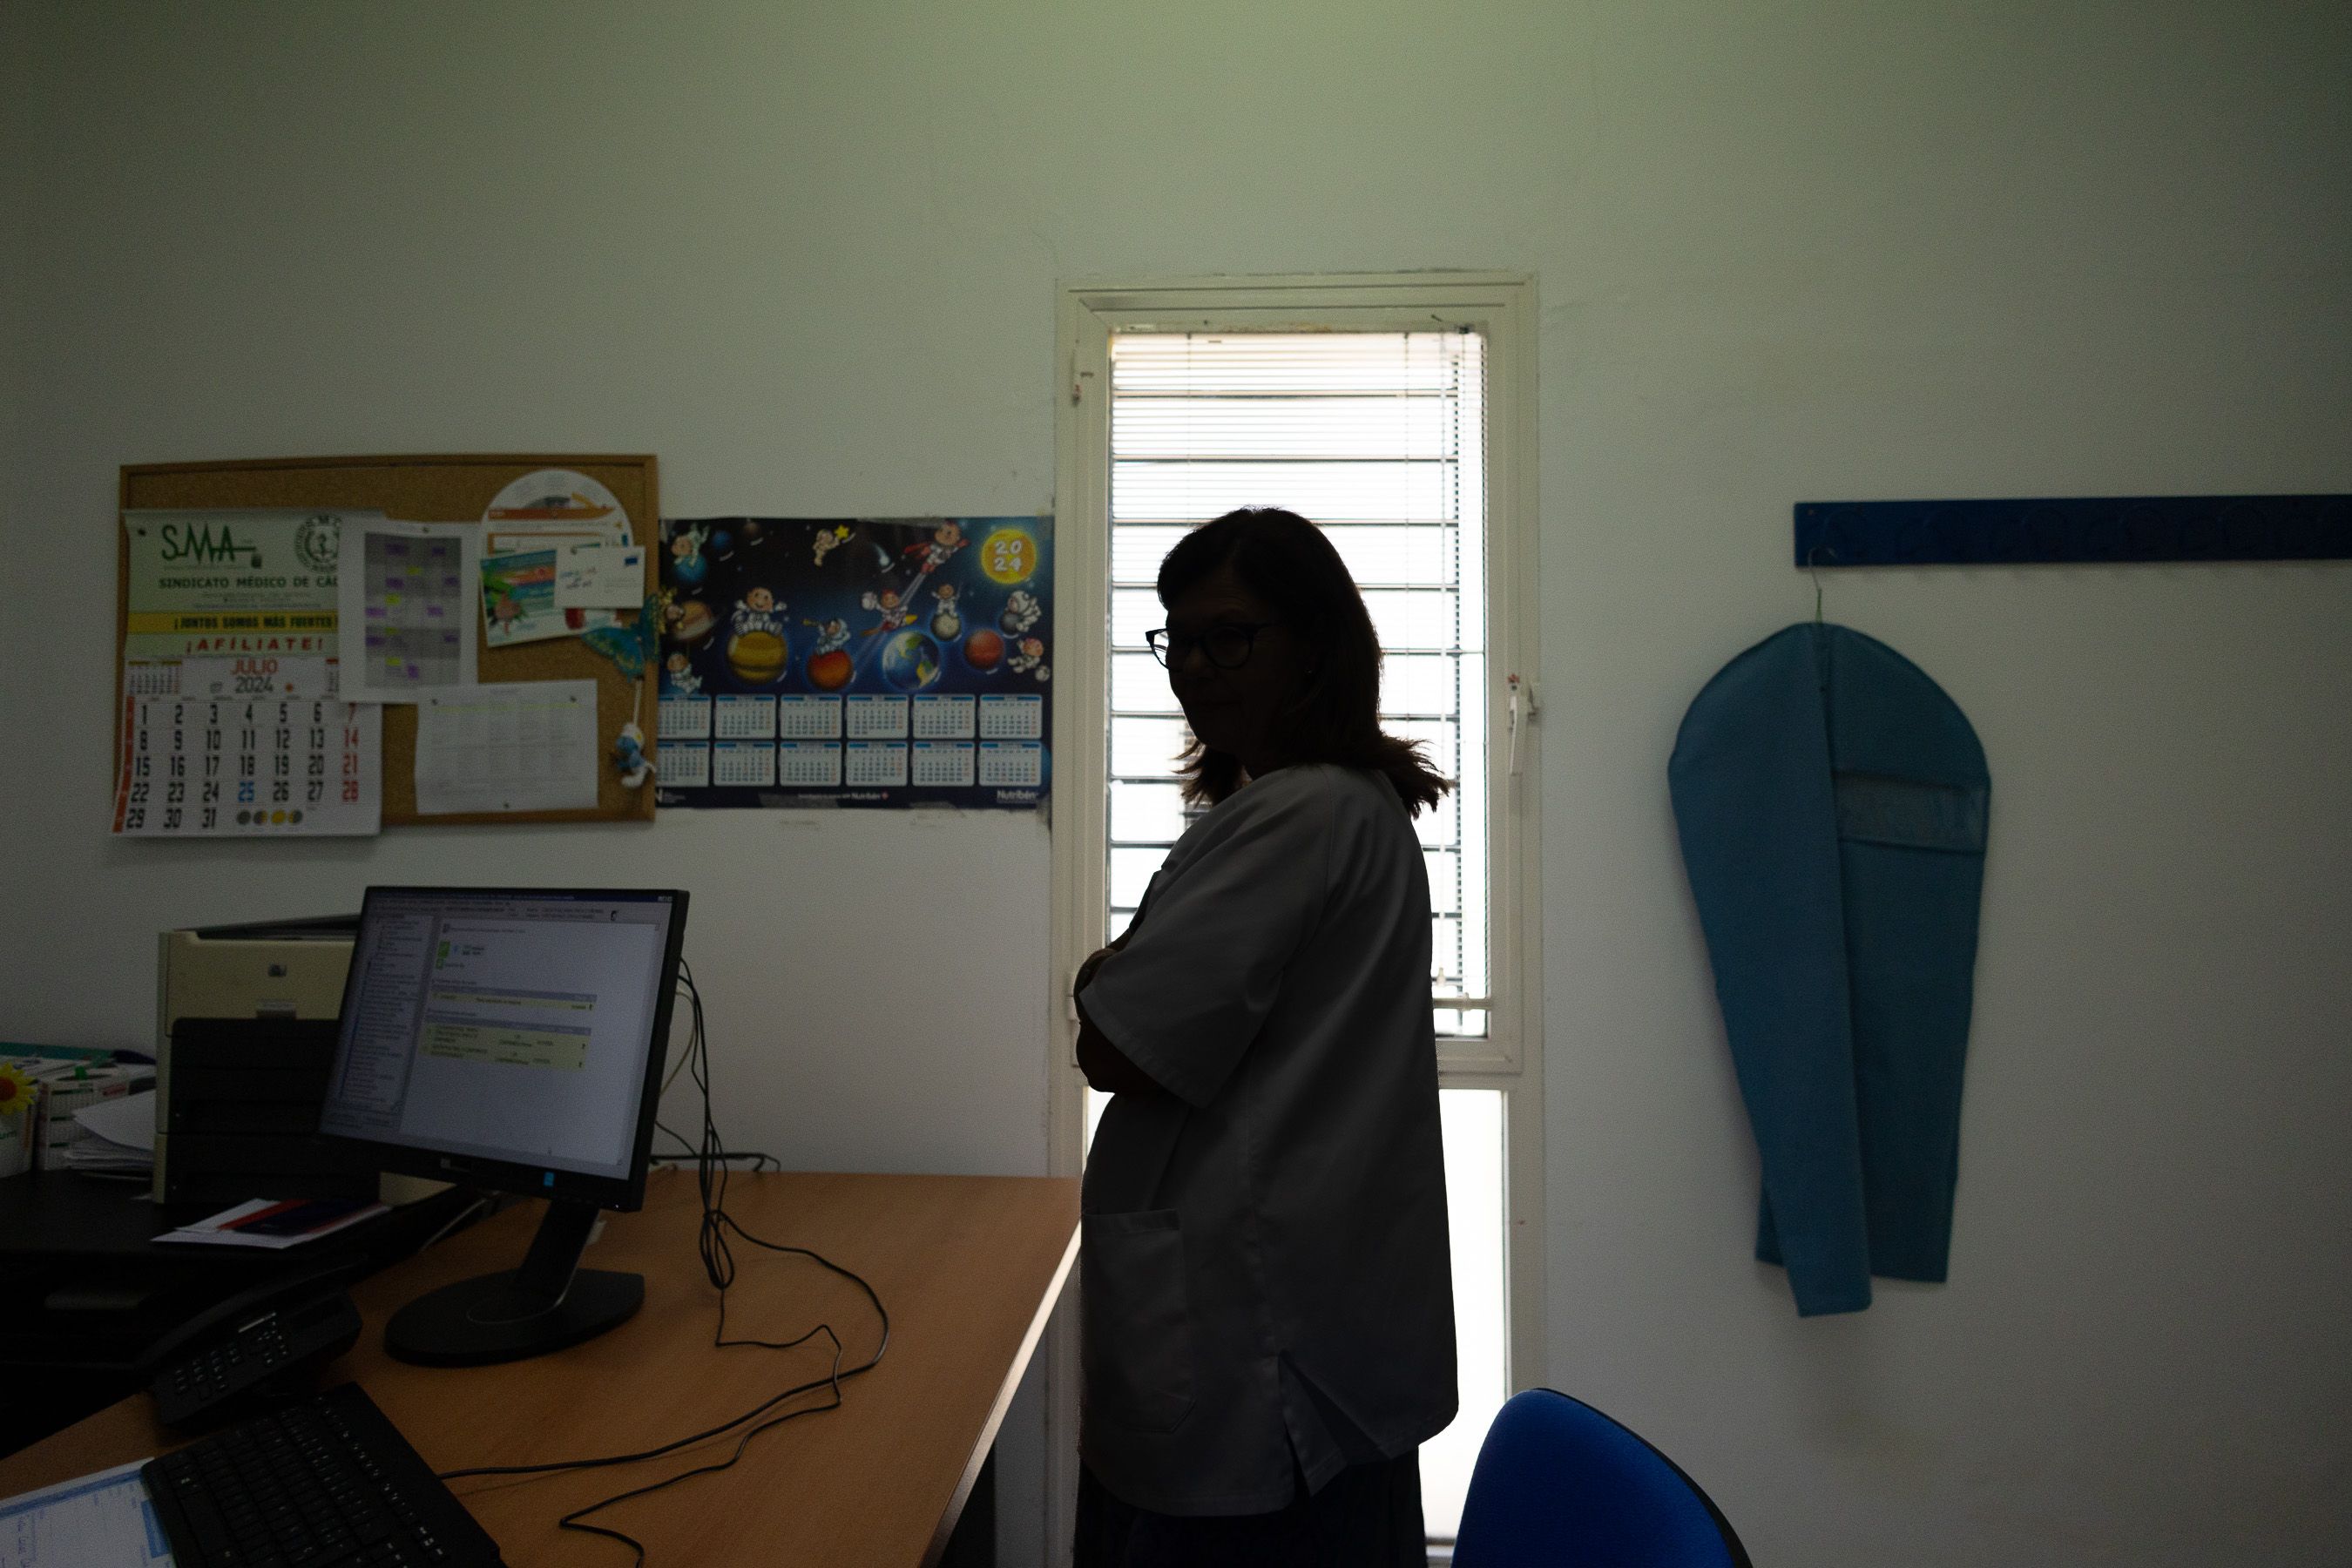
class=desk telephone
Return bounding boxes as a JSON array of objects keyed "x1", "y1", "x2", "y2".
[{"x1": 141, "y1": 1268, "x2": 363, "y2": 1431}]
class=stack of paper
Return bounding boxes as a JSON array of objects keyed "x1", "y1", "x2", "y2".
[
  {"x1": 158, "y1": 1196, "x2": 388, "y2": 1249},
  {"x1": 57, "y1": 1088, "x2": 157, "y2": 1175}
]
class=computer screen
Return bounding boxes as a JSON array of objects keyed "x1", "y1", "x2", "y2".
[{"x1": 321, "y1": 888, "x2": 686, "y2": 1200}]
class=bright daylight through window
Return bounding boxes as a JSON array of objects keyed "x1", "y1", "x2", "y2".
[{"x1": 1097, "y1": 327, "x2": 1509, "y2": 1540}]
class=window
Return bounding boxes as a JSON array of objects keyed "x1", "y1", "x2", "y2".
[
  {"x1": 1105, "y1": 330, "x2": 1489, "y2": 1044},
  {"x1": 1051, "y1": 276, "x2": 1542, "y2": 1558}
]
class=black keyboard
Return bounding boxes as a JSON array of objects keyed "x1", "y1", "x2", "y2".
[{"x1": 142, "y1": 1383, "x2": 504, "y2": 1567}]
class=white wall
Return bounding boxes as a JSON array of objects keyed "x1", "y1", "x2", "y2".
[{"x1": 5, "y1": 4, "x2": 2347, "y2": 1563}]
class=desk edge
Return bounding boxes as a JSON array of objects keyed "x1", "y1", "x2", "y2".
[{"x1": 917, "y1": 1219, "x2": 1080, "y2": 1568}]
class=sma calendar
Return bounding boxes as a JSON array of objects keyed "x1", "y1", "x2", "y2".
[{"x1": 112, "y1": 694, "x2": 382, "y2": 837}]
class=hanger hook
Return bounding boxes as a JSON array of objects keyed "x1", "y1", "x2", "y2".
[{"x1": 1807, "y1": 544, "x2": 1836, "y2": 624}]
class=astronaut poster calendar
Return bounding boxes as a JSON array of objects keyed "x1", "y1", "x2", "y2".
[{"x1": 654, "y1": 517, "x2": 1053, "y2": 810}]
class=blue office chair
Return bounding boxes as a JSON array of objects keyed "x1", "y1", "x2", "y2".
[{"x1": 1450, "y1": 1389, "x2": 1752, "y2": 1567}]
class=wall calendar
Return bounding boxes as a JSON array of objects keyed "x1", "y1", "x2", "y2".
[{"x1": 112, "y1": 693, "x2": 382, "y2": 837}]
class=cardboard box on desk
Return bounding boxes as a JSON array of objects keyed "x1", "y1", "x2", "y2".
[
  {"x1": 32, "y1": 1063, "x2": 152, "y2": 1171},
  {"x1": 1, "y1": 1052, "x2": 69, "y2": 1176}
]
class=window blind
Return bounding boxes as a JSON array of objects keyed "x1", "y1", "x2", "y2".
[{"x1": 1105, "y1": 330, "x2": 1490, "y2": 1036}]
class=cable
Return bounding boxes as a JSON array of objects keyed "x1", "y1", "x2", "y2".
[
  {"x1": 416, "y1": 1195, "x2": 493, "y2": 1253},
  {"x1": 649, "y1": 1147, "x2": 776, "y2": 1168},
  {"x1": 436, "y1": 956, "x2": 890, "y2": 1566},
  {"x1": 551, "y1": 1329, "x2": 847, "y2": 1561},
  {"x1": 656, "y1": 978, "x2": 699, "y2": 1098},
  {"x1": 654, "y1": 973, "x2": 777, "y2": 1170}
]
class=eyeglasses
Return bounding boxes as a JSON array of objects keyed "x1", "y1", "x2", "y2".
[{"x1": 1145, "y1": 622, "x2": 1277, "y2": 670}]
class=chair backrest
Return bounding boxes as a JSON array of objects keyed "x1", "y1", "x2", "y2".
[{"x1": 1450, "y1": 1389, "x2": 1751, "y2": 1568}]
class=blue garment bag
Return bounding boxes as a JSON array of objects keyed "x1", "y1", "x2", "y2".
[{"x1": 1670, "y1": 624, "x2": 1989, "y2": 1315}]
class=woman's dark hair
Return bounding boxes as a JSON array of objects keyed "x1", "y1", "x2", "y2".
[{"x1": 1157, "y1": 507, "x2": 1452, "y2": 815}]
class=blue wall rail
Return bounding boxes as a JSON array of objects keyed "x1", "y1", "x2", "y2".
[{"x1": 1794, "y1": 496, "x2": 2351, "y2": 567}]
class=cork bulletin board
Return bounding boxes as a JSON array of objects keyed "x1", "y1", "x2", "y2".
[{"x1": 118, "y1": 454, "x2": 660, "y2": 827}]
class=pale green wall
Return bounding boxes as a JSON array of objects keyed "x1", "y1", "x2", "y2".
[{"x1": 4, "y1": 3, "x2": 2348, "y2": 1563}]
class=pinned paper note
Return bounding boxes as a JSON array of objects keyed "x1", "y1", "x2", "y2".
[
  {"x1": 556, "y1": 543, "x2": 647, "y2": 610},
  {"x1": 480, "y1": 549, "x2": 570, "y2": 646},
  {"x1": 413, "y1": 680, "x2": 599, "y2": 815},
  {"x1": 483, "y1": 480, "x2": 634, "y2": 635},
  {"x1": 337, "y1": 518, "x2": 480, "y2": 701}
]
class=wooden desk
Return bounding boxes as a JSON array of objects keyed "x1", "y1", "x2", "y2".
[
  {"x1": 0, "y1": 1170, "x2": 1079, "y2": 1567},
  {"x1": 0, "y1": 1173, "x2": 476, "y2": 1456}
]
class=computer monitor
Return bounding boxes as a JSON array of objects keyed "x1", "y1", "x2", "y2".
[{"x1": 321, "y1": 886, "x2": 689, "y2": 1366}]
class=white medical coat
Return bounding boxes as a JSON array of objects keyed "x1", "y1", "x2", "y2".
[{"x1": 1077, "y1": 763, "x2": 1456, "y2": 1515}]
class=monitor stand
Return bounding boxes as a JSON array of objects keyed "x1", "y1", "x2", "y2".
[{"x1": 384, "y1": 1199, "x2": 643, "y2": 1367}]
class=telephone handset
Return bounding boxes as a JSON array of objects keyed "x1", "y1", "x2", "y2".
[{"x1": 140, "y1": 1262, "x2": 364, "y2": 1431}]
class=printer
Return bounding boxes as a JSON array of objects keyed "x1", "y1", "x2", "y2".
[{"x1": 154, "y1": 916, "x2": 442, "y2": 1208}]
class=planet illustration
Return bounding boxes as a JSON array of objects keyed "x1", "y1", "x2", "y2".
[
  {"x1": 880, "y1": 630, "x2": 943, "y2": 693},
  {"x1": 727, "y1": 628, "x2": 789, "y2": 685},
  {"x1": 963, "y1": 628, "x2": 1004, "y2": 672},
  {"x1": 708, "y1": 528, "x2": 734, "y2": 559},
  {"x1": 669, "y1": 599, "x2": 715, "y2": 646},
  {"x1": 807, "y1": 648, "x2": 854, "y2": 691},
  {"x1": 930, "y1": 610, "x2": 963, "y2": 641},
  {"x1": 672, "y1": 552, "x2": 707, "y2": 589}
]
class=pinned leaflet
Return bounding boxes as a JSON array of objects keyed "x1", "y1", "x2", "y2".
[
  {"x1": 336, "y1": 518, "x2": 481, "y2": 702},
  {"x1": 413, "y1": 679, "x2": 598, "y2": 815}
]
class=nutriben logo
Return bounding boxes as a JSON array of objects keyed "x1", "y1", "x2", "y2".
[{"x1": 158, "y1": 519, "x2": 262, "y2": 568}]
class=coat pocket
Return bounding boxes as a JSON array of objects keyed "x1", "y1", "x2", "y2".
[{"x1": 1080, "y1": 1208, "x2": 1196, "y2": 1433}]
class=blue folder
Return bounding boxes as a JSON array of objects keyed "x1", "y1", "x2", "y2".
[{"x1": 1670, "y1": 624, "x2": 1989, "y2": 1315}]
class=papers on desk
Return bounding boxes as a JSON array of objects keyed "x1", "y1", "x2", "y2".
[
  {"x1": 54, "y1": 1090, "x2": 155, "y2": 1176},
  {"x1": 0, "y1": 1458, "x2": 172, "y2": 1567},
  {"x1": 156, "y1": 1196, "x2": 388, "y2": 1250}
]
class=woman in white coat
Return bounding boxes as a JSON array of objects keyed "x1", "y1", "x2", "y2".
[{"x1": 1073, "y1": 507, "x2": 1456, "y2": 1566}]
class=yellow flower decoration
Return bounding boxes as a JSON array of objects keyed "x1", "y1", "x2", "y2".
[{"x1": 0, "y1": 1063, "x2": 35, "y2": 1119}]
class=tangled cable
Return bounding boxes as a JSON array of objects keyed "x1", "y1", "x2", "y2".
[{"x1": 436, "y1": 959, "x2": 890, "y2": 1565}]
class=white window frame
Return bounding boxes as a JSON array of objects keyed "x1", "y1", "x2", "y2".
[{"x1": 1044, "y1": 274, "x2": 1544, "y2": 1558}]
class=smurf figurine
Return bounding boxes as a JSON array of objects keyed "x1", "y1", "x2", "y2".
[{"x1": 613, "y1": 721, "x2": 654, "y2": 788}]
